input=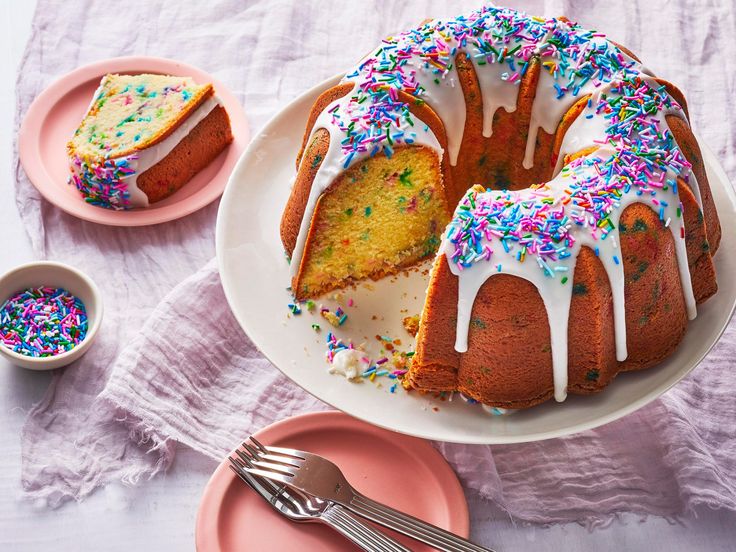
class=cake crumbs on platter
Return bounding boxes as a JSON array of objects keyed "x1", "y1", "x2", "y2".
[
  {"x1": 285, "y1": 296, "x2": 347, "y2": 327},
  {"x1": 321, "y1": 306, "x2": 348, "y2": 327},
  {"x1": 326, "y1": 332, "x2": 413, "y2": 389}
]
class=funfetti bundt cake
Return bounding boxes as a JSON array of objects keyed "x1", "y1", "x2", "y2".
[
  {"x1": 280, "y1": 6, "x2": 721, "y2": 409},
  {"x1": 68, "y1": 74, "x2": 233, "y2": 210}
]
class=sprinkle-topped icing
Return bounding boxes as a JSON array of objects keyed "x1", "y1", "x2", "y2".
[
  {"x1": 448, "y1": 76, "x2": 689, "y2": 276},
  {"x1": 69, "y1": 155, "x2": 138, "y2": 209},
  {"x1": 443, "y1": 74, "x2": 696, "y2": 402},
  {"x1": 289, "y1": 5, "x2": 647, "y2": 279},
  {"x1": 292, "y1": 6, "x2": 701, "y2": 404},
  {"x1": 67, "y1": 74, "x2": 219, "y2": 210},
  {"x1": 0, "y1": 287, "x2": 88, "y2": 357},
  {"x1": 336, "y1": 6, "x2": 638, "y2": 167}
]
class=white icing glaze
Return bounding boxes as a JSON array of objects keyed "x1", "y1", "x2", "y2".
[
  {"x1": 407, "y1": 56, "x2": 466, "y2": 166},
  {"x1": 445, "y1": 223, "x2": 575, "y2": 401},
  {"x1": 289, "y1": 7, "x2": 702, "y2": 405},
  {"x1": 446, "y1": 138, "x2": 696, "y2": 402},
  {"x1": 288, "y1": 89, "x2": 443, "y2": 280},
  {"x1": 467, "y1": 54, "x2": 520, "y2": 137},
  {"x1": 71, "y1": 96, "x2": 222, "y2": 209},
  {"x1": 523, "y1": 33, "x2": 645, "y2": 170}
]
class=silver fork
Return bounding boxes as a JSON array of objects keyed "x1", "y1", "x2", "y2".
[
  {"x1": 228, "y1": 453, "x2": 409, "y2": 552},
  {"x1": 239, "y1": 438, "x2": 496, "y2": 552}
]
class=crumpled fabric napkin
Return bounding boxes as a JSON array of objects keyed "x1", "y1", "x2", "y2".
[{"x1": 14, "y1": 0, "x2": 736, "y2": 526}]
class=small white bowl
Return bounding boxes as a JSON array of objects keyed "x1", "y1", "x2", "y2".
[{"x1": 0, "y1": 261, "x2": 103, "y2": 370}]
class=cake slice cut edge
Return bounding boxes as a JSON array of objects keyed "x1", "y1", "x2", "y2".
[{"x1": 67, "y1": 73, "x2": 232, "y2": 210}]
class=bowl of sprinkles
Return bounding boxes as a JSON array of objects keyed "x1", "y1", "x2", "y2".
[{"x1": 0, "y1": 261, "x2": 103, "y2": 370}]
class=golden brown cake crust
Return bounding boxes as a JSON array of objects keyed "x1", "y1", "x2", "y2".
[
  {"x1": 281, "y1": 85, "x2": 454, "y2": 264},
  {"x1": 410, "y1": 202, "x2": 696, "y2": 409},
  {"x1": 137, "y1": 104, "x2": 232, "y2": 203},
  {"x1": 285, "y1": 25, "x2": 721, "y2": 409},
  {"x1": 295, "y1": 83, "x2": 354, "y2": 170}
]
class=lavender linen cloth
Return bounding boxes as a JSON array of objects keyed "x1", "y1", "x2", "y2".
[{"x1": 14, "y1": 0, "x2": 736, "y2": 525}]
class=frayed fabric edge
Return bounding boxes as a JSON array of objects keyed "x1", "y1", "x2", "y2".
[{"x1": 20, "y1": 402, "x2": 176, "y2": 510}]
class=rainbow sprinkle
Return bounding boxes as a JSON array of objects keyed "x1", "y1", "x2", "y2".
[
  {"x1": 321, "y1": 306, "x2": 348, "y2": 327},
  {"x1": 0, "y1": 287, "x2": 88, "y2": 357},
  {"x1": 334, "y1": 6, "x2": 638, "y2": 167},
  {"x1": 326, "y1": 332, "x2": 412, "y2": 384},
  {"x1": 69, "y1": 154, "x2": 136, "y2": 210},
  {"x1": 448, "y1": 76, "x2": 690, "y2": 279}
]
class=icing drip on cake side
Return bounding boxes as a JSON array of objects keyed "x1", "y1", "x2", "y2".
[
  {"x1": 288, "y1": 93, "x2": 443, "y2": 280},
  {"x1": 445, "y1": 76, "x2": 697, "y2": 402},
  {"x1": 70, "y1": 96, "x2": 222, "y2": 209},
  {"x1": 287, "y1": 6, "x2": 700, "y2": 404}
]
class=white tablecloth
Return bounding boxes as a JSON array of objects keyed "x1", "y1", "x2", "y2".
[{"x1": 2, "y1": 2, "x2": 736, "y2": 550}]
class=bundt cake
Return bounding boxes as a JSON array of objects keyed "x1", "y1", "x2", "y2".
[
  {"x1": 68, "y1": 74, "x2": 233, "y2": 210},
  {"x1": 280, "y1": 7, "x2": 721, "y2": 409}
]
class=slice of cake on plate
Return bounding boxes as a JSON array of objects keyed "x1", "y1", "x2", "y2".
[{"x1": 67, "y1": 73, "x2": 233, "y2": 210}]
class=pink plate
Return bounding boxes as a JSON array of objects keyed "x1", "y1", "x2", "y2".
[
  {"x1": 195, "y1": 411, "x2": 469, "y2": 551},
  {"x1": 17, "y1": 56, "x2": 249, "y2": 226}
]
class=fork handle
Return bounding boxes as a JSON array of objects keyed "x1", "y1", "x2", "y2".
[
  {"x1": 347, "y1": 493, "x2": 495, "y2": 552},
  {"x1": 319, "y1": 503, "x2": 411, "y2": 552}
]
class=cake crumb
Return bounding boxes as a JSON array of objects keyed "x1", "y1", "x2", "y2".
[
  {"x1": 320, "y1": 306, "x2": 347, "y2": 327},
  {"x1": 403, "y1": 314, "x2": 420, "y2": 337}
]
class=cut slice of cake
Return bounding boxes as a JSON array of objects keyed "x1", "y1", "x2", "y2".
[{"x1": 68, "y1": 73, "x2": 233, "y2": 210}]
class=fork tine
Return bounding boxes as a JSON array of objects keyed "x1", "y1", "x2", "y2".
[
  {"x1": 228, "y1": 455, "x2": 246, "y2": 470},
  {"x1": 240, "y1": 442, "x2": 259, "y2": 459},
  {"x1": 249, "y1": 436, "x2": 268, "y2": 453},
  {"x1": 251, "y1": 459, "x2": 298, "y2": 477},
  {"x1": 253, "y1": 472, "x2": 281, "y2": 496},
  {"x1": 234, "y1": 449, "x2": 256, "y2": 468},
  {"x1": 244, "y1": 466, "x2": 293, "y2": 485},
  {"x1": 255, "y1": 452, "x2": 303, "y2": 468},
  {"x1": 242, "y1": 442, "x2": 262, "y2": 459},
  {"x1": 229, "y1": 464, "x2": 247, "y2": 481},
  {"x1": 230, "y1": 457, "x2": 286, "y2": 502},
  {"x1": 261, "y1": 444, "x2": 307, "y2": 460}
]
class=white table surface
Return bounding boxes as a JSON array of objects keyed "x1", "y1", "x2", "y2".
[{"x1": 1, "y1": 3, "x2": 736, "y2": 551}]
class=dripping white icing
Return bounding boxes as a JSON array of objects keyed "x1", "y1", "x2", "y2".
[
  {"x1": 466, "y1": 54, "x2": 520, "y2": 137},
  {"x1": 287, "y1": 7, "x2": 702, "y2": 404},
  {"x1": 70, "y1": 96, "x2": 223, "y2": 209},
  {"x1": 445, "y1": 227, "x2": 575, "y2": 402},
  {"x1": 288, "y1": 90, "x2": 443, "y2": 280},
  {"x1": 523, "y1": 33, "x2": 645, "y2": 170},
  {"x1": 446, "y1": 137, "x2": 697, "y2": 402},
  {"x1": 406, "y1": 57, "x2": 466, "y2": 166}
]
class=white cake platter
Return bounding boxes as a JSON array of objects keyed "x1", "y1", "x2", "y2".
[{"x1": 216, "y1": 74, "x2": 736, "y2": 444}]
